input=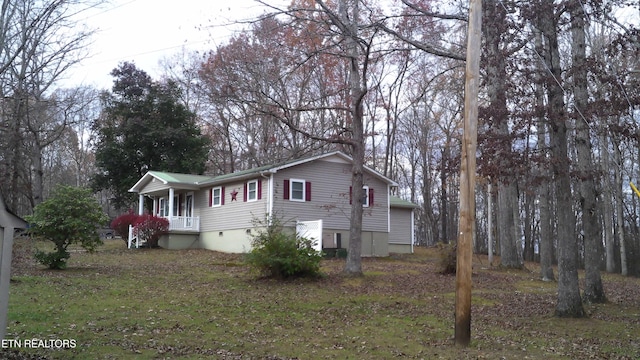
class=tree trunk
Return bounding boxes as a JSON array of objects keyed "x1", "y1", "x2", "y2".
[
  {"x1": 483, "y1": 0, "x2": 522, "y2": 269},
  {"x1": 441, "y1": 145, "x2": 449, "y2": 243},
  {"x1": 613, "y1": 139, "x2": 628, "y2": 276},
  {"x1": 337, "y1": 0, "x2": 366, "y2": 276},
  {"x1": 488, "y1": 182, "x2": 494, "y2": 265},
  {"x1": 498, "y1": 183, "x2": 521, "y2": 267},
  {"x1": 536, "y1": 0, "x2": 584, "y2": 317},
  {"x1": 523, "y1": 191, "x2": 535, "y2": 262},
  {"x1": 533, "y1": 27, "x2": 555, "y2": 281},
  {"x1": 31, "y1": 141, "x2": 44, "y2": 207},
  {"x1": 569, "y1": 1, "x2": 605, "y2": 303},
  {"x1": 539, "y1": 181, "x2": 555, "y2": 281},
  {"x1": 600, "y1": 132, "x2": 616, "y2": 273},
  {"x1": 7, "y1": 94, "x2": 24, "y2": 212}
]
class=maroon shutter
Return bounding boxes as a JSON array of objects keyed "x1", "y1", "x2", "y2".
[
  {"x1": 178, "y1": 194, "x2": 183, "y2": 215},
  {"x1": 243, "y1": 183, "x2": 248, "y2": 202},
  {"x1": 369, "y1": 188, "x2": 374, "y2": 206},
  {"x1": 221, "y1": 186, "x2": 225, "y2": 205},
  {"x1": 349, "y1": 186, "x2": 352, "y2": 204},
  {"x1": 258, "y1": 179, "x2": 262, "y2": 200},
  {"x1": 283, "y1": 180, "x2": 290, "y2": 200},
  {"x1": 209, "y1": 189, "x2": 213, "y2": 207},
  {"x1": 305, "y1": 182, "x2": 311, "y2": 201}
]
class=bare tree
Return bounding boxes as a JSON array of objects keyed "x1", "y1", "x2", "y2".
[
  {"x1": 0, "y1": 0, "x2": 99, "y2": 214},
  {"x1": 568, "y1": 0, "x2": 605, "y2": 303},
  {"x1": 481, "y1": 0, "x2": 522, "y2": 269},
  {"x1": 532, "y1": 0, "x2": 585, "y2": 317}
]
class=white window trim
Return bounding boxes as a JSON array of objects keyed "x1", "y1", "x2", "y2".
[
  {"x1": 289, "y1": 178, "x2": 306, "y2": 202},
  {"x1": 159, "y1": 197, "x2": 168, "y2": 217},
  {"x1": 212, "y1": 186, "x2": 222, "y2": 207},
  {"x1": 185, "y1": 192, "x2": 194, "y2": 215},
  {"x1": 247, "y1": 180, "x2": 258, "y2": 202},
  {"x1": 173, "y1": 195, "x2": 179, "y2": 216},
  {"x1": 362, "y1": 186, "x2": 370, "y2": 208}
]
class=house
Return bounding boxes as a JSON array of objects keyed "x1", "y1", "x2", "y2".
[{"x1": 128, "y1": 151, "x2": 416, "y2": 256}]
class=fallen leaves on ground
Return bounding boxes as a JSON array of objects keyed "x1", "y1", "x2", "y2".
[{"x1": 5, "y1": 240, "x2": 640, "y2": 359}]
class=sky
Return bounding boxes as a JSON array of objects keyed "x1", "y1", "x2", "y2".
[{"x1": 65, "y1": 0, "x2": 286, "y2": 89}]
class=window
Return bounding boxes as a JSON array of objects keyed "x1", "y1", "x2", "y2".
[
  {"x1": 212, "y1": 187, "x2": 222, "y2": 207},
  {"x1": 159, "y1": 198, "x2": 168, "y2": 217},
  {"x1": 174, "y1": 195, "x2": 180, "y2": 216},
  {"x1": 349, "y1": 186, "x2": 374, "y2": 207},
  {"x1": 209, "y1": 186, "x2": 225, "y2": 206},
  {"x1": 185, "y1": 193, "x2": 194, "y2": 227},
  {"x1": 290, "y1": 179, "x2": 305, "y2": 201},
  {"x1": 246, "y1": 180, "x2": 258, "y2": 202},
  {"x1": 362, "y1": 186, "x2": 370, "y2": 207},
  {"x1": 284, "y1": 179, "x2": 311, "y2": 201}
]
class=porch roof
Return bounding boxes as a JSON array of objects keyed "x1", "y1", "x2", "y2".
[
  {"x1": 390, "y1": 196, "x2": 419, "y2": 209},
  {"x1": 129, "y1": 171, "x2": 212, "y2": 193},
  {"x1": 147, "y1": 171, "x2": 211, "y2": 185}
]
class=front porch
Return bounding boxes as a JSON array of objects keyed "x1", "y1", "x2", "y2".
[
  {"x1": 133, "y1": 187, "x2": 200, "y2": 232},
  {"x1": 128, "y1": 216, "x2": 200, "y2": 249},
  {"x1": 166, "y1": 216, "x2": 200, "y2": 232}
]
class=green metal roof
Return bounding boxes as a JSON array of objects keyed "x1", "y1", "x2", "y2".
[
  {"x1": 132, "y1": 151, "x2": 399, "y2": 193},
  {"x1": 147, "y1": 171, "x2": 212, "y2": 185},
  {"x1": 390, "y1": 196, "x2": 418, "y2": 209},
  {"x1": 201, "y1": 163, "x2": 276, "y2": 184}
]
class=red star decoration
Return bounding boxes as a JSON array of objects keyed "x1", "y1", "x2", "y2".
[{"x1": 231, "y1": 189, "x2": 238, "y2": 201}]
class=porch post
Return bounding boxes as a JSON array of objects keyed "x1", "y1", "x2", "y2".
[
  {"x1": 152, "y1": 198, "x2": 157, "y2": 216},
  {"x1": 168, "y1": 188, "x2": 175, "y2": 226},
  {"x1": 138, "y1": 194, "x2": 144, "y2": 215}
]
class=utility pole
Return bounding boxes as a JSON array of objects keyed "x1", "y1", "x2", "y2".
[{"x1": 455, "y1": 0, "x2": 482, "y2": 347}]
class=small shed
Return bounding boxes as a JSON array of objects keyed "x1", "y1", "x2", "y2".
[
  {"x1": 389, "y1": 196, "x2": 418, "y2": 254},
  {"x1": 0, "y1": 192, "x2": 28, "y2": 340}
]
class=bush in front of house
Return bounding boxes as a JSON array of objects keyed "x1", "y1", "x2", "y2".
[
  {"x1": 245, "y1": 219, "x2": 323, "y2": 279},
  {"x1": 111, "y1": 209, "x2": 138, "y2": 246},
  {"x1": 133, "y1": 214, "x2": 169, "y2": 248},
  {"x1": 26, "y1": 185, "x2": 108, "y2": 269}
]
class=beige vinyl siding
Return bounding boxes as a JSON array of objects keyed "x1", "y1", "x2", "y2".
[
  {"x1": 199, "y1": 178, "x2": 268, "y2": 232},
  {"x1": 320, "y1": 228, "x2": 389, "y2": 257},
  {"x1": 199, "y1": 229, "x2": 256, "y2": 253},
  {"x1": 138, "y1": 179, "x2": 170, "y2": 194},
  {"x1": 388, "y1": 244, "x2": 412, "y2": 254},
  {"x1": 271, "y1": 159, "x2": 389, "y2": 232},
  {"x1": 389, "y1": 207, "x2": 413, "y2": 245}
]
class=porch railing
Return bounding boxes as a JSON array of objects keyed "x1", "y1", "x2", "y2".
[
  {"x1": 168, "y1": 216, "x2": 200, "y2": 232},
  {"x1": 128, "y1": 225, "x2": 140, "y2": 248}
]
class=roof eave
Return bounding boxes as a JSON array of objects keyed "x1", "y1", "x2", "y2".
[
  {"x1": 129, "y1": 172, "x2": 170, "y2": 193},
  {"x1": 200, "y1": 170, "x2": 275, "y2": 187}
]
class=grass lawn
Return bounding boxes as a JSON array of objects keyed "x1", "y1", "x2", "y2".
[{"x1": 3, "y1": 238, "x2": 640, "y2": 359}]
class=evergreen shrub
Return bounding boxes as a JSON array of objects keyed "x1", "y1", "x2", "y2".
[{"x1": 245, "y1": 218, "x2": 323, "y2": 279}]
